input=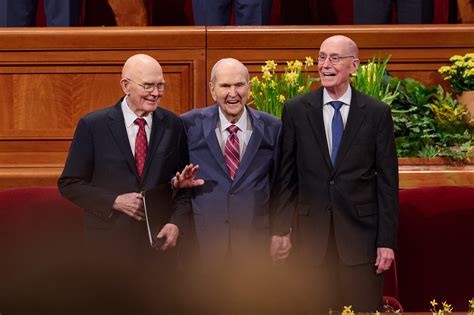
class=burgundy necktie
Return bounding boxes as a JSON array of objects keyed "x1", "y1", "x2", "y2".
[
  {"x1": 224, "y1": 124, "x2": 240, "y2": 179},
  {"x1": 134, "y1": 118, "x2": 148, "y2": 176}
]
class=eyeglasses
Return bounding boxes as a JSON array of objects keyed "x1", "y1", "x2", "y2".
[
  {"x1": 318, "y1": 55, "x2": 355, "y2": 65},
  {"x1": 126, "y1": 78, "x2": 166, "y2": 92}
]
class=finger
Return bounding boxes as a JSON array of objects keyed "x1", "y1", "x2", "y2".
[
  {"x1": 160, "y1": 236, "x2": 175, "y2": 251},
  {"x1": 194, "y1": 179, "x2": 205, "y2": 186},
  {"x1": 132, "y1": 209, "x2": 145, "y2": 221},
  {"x1": 374, "y1": 254, "x2": 381, "y2": 267},
  {"x1": 190, "y1": 165, "x2": 199, "y2": 176}
]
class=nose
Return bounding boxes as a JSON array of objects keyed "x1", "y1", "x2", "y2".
[
  {"x1": 229, "y1": 85, "x2": 238, "y2": 96},
  {"x1": 321, "y1": 58, "x2": 332, "y2": 67},
  {"x1": 150, "y1": 86, "x2": 160, "y2": 96}
]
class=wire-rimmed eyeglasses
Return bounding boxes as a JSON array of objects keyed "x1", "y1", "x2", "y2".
[
  {"x1": 126, "y1": 78, "x2": 166, "y2": 92},
  {"x1": 318, "y1": 55, "x2": 355, "y2": 65}
]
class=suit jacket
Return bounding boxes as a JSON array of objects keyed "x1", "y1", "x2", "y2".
[
  {"x1": 58, "y1": 98, "x2": 191, "y2": 259},
  {"x1": 180, "y1": 104, "x2": 281, "y2": 271},
  {"x1": 274, "y1": 87, "x2": 399, "y2": 267}
]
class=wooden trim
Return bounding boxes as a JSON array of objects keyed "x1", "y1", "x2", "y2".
[{"x1": 0, "y1": 27, "x2": 206, "y2": 51}]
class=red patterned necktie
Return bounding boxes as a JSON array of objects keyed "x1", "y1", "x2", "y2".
[
  {"x1": 134, "y1": 118, "x2": 148, "y2": 176},
  {"x1": 224, "y1": 124, "x2": 240, "y2": 179}
]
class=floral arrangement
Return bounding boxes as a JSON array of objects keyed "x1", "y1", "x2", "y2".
[
  {"x1": 438, "y1": 53, "x2": 474, "y2": 94},
  {"x1": 249, "y1": 57, "x2": 318, "y2": 118},
  {"x1": 430, "y1": 299, "x2": 453, "y2": 315},
  {"x1": 469, "y1": 298, "x2": 474, "y2": 315},
  {"x1": 351, "y1": 54, "x2": 399, "y2": 105}
]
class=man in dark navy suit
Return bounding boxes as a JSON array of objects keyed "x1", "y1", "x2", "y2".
[
  {"x1": 58, "y1": 54, "x2": 191, "y2": 311},
  {"x1": 273, "y1": 35, "x2": 399, "y2": 313}
]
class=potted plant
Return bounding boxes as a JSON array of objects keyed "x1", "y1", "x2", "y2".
[{"x1": 438, "y1": 53, "x2": 474, "y2": 120}]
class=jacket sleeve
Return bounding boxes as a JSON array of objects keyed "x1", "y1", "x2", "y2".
[
  {"x1": 375, "y1": 105, "x2": 400, "y2": 250},
  {"x1": 271, "y1": 103, "x2": 298, "y2": 236},
  {"x1": 58, "y1": 118, "x2": 117, "y2": 219}
]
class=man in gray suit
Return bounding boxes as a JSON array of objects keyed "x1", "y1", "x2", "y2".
[{"x1": 273, "y1": 35, "x2": 399, "y2": 313}]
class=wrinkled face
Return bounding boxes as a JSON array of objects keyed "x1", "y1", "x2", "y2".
[
  {"x1": 210, "y1": 62, "x2": 249, "y2": 123},
  {"x1": 121, "y1": 65, "x2": 165, "y2": 117},
  {"x1": 318, "y1": 38, "x2": 359, "y2": 95}
]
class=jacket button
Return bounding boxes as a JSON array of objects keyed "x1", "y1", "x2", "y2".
[
  {"x1": 329, "y1": 180, "x2": 335, "y2": 185},
  {"x1": 327, "y1": 206, "x2": 332, "y2": 212},
  {"x1": 224, "y1": 219, "x2": 230, "y2": 224}
]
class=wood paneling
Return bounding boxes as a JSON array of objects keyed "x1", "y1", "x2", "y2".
[
  {"x1": 0, "y1": 27, "x2": 206, "y2": 190},
  {"x1": 1, "y1": 25, "x2": 473, "y2": 190}
]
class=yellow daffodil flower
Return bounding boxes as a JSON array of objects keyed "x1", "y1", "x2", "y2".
[
  {"x1": 265, "y1": 60, "x2": 277, "y2": 71},
  {"x1": 305, "y1": 56, "x2": 314, "y2": 67}
]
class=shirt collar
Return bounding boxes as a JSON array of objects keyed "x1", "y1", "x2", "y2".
[
  {"x1": 121, "y1": 96, "x2": 153, "y2": 128},
  {"x1": 323, "y1": 85, "x2": 352, "y2": 106},
  {"x1": 218, "y1": 105, "x2": 248, "y2": 133}
]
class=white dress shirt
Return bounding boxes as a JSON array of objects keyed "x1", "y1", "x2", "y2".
[
  {"x1": 215, "y1": 106, "x2": 253, "y2": 159},
  {"x1": 322, "y1": 86, "x2": 352, "y2": 159},
  {"x1": 121, "y1": 97, "x2": 153, "y2": 156}
]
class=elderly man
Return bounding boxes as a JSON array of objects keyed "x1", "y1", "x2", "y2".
[
  {"x1": 58, "y1": 54, "x2": 190, "y2": 310},
  {"x1": 176, "y1": 58, "x2": 283, "y2": 311},
  {"x1": 273, "y1": 35, "x2": 399, "y2": 312}
]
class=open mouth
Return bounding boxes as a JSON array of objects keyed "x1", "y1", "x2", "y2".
[
  {"x1": 322, "y1": 72, "x2": 336, "y2": 78},
  {"x1": 226, "y1": 99, "x2": 240, "y2": 105}
]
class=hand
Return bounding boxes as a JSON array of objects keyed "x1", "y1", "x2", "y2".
[
  {"x1": 173, "y1": 164, "x2": 205, "y2": 189},
  {"x1": 375, "y1": 247, "x2": 395, "y2": 274},
  {"x1": 112, "y1": 192, "x2": 145, "y2": 221},
  {"x1": 155, "y1": 223, "x2": 179, "y2": 251},
  {"x1": 270, "y1": 233, "x2": 292, "y2": 263}
]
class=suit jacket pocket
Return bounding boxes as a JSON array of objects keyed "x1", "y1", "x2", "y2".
[{"x1": 356, "y1": 203, "x2": 377, "y2": 217}]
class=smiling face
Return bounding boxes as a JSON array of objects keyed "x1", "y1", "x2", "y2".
[
  {"x1": 120, "y1": 54, "x2": 165, "y2": 117},
  {"x1": 318, "y1": 35, "x2": 360, "y2": 99},
  {"x1": 210, "y1": 58, "x2": 250, "y2": 123}
]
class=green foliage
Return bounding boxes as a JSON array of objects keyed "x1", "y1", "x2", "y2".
[
  {"x1": 387, "y1": 77, "x2": 473, "y2": 161},
  {"x1": 351, "y1": 54, "x2": 399, "y2": 105}
]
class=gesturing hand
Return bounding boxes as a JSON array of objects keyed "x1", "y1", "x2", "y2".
[{"x1": 173, "y1": 164, "x2": 205, "y2": 189}]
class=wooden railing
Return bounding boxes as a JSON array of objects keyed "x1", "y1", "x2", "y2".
[{"x1": 1, "y1": 25, "x2": 473, "y2": 190}]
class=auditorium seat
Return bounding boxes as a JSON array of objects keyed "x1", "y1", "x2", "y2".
[
  {"x1": 397, "y1": 186, "x2": 474, "y2": 311},
  {"x1": 0, "y1": 187, "x2": 83, "y2": 312}
]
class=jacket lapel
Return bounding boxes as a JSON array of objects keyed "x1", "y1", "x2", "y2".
[
  {"x1": 141, "y1": 108, "x2": 166, "y2": 181},
  {"x1": 107, "y1": 102, "x2": 140, "y2": 180},
  {"x1": 332, "y1": 89, "x2": 367, "y2": 173},
  {"x1": 305, "y1": 89, "x2": 332, "y2": 170},
  {"x1": 232, "y1": 106, "x2": 263, "y2": 188},
  {"x1": 203, "y1": 105, "x2": 229, "y2": 178}
]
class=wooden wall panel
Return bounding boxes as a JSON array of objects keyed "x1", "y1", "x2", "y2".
[
  {"x1": 1, "y1": 25, "x2": 473, "y2": 190},
  {"x1": 0, "y1": 27, "x2": 206, "y2": 190}
]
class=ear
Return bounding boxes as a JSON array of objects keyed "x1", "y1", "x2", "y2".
[
  {"x1": 350, "y1": 58, "x2": 360, "y2": 74},
  {"x1": 120, "y1": 78, "x2": 130, "y2": 95},
  {"x1": 209, "y1": 81, "x2": 217, "y2": 101}
]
